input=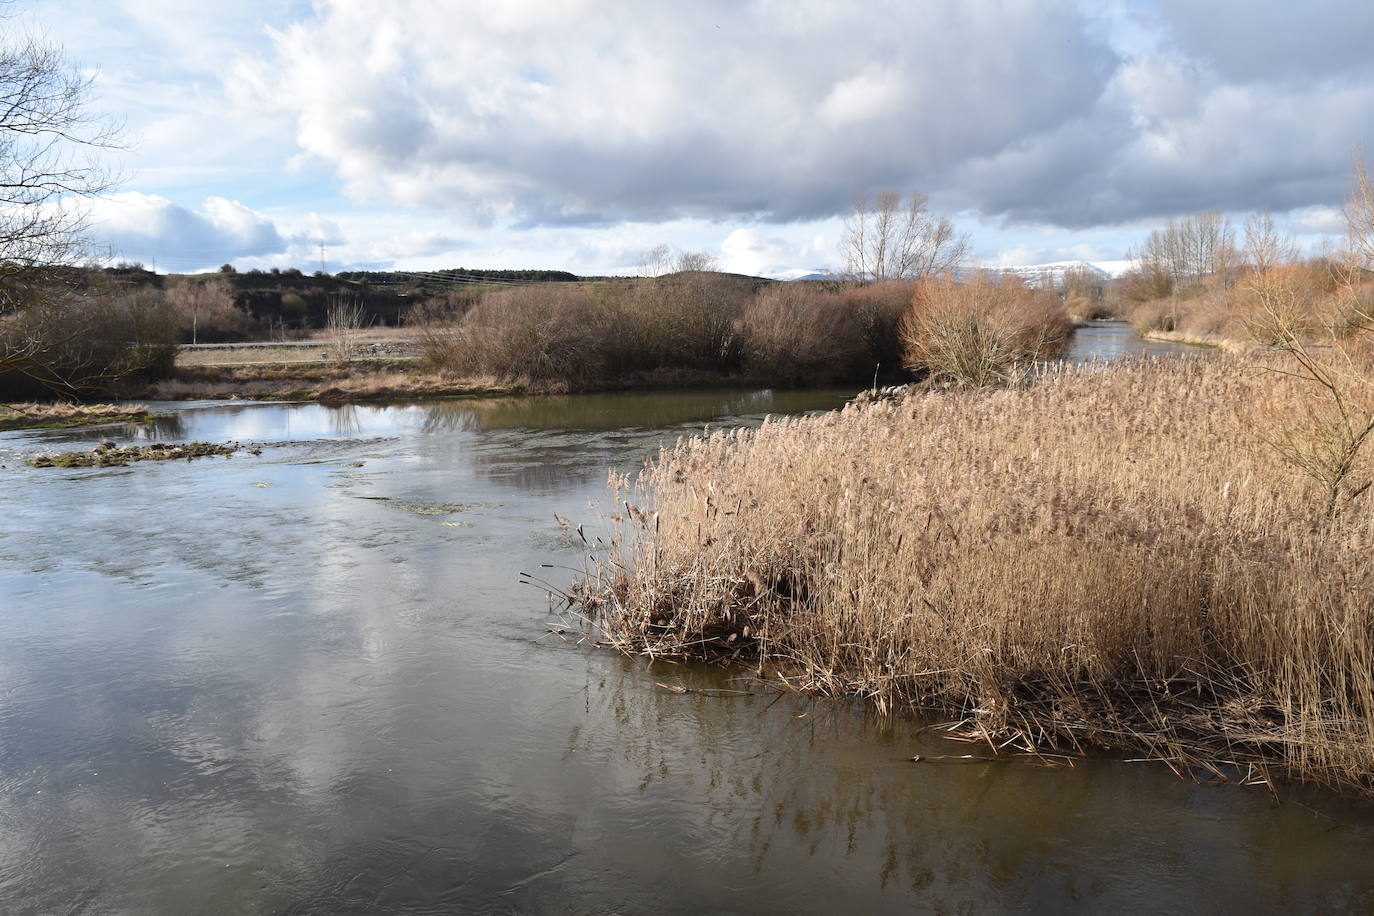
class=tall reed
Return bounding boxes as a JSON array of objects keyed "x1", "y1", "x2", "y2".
[{"x1": 578, "y1": 356, "x2": 1374, "y2": 797}]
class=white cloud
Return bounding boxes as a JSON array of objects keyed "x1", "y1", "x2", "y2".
[
  {"x1": 719, "y1": 226, "x2": 837, "y2": 276},
  {"x1": 234, "y1": 0, "x2": 1118, "y2": 226},
  {"x1": 87, "y1": 192, "x2": 287, "y2": 269},
  {"x1": 1290, "y1": 205, "x2": 1347, "y2": 237},
  {"x1": 818, "y1": 67, "x2": 905, "y2": 127},
  {"x1": 26, "y1": 0, "x2": 1374, "y2": 274}
]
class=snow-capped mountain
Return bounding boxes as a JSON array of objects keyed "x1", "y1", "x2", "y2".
[
  {"x1": 990, "y1": 260, "x2": 1110, "y2": 286},
  {"x1": 764, "y1": 260, "x2": 1136, "y2": 284},
  {"x1": 988, "y1": 259, "x2": 1134, "y2": 284},
  {"x1": 767, "y1": 267, "x2": 839, "y2": 281}
]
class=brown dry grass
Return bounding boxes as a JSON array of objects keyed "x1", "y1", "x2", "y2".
[
  {"x1": 148, "y1": 363, "x2": 512, "y2": 402},
  {"x1": 0, "y1": 401, "x2": 151, "y2": 430},
  {"x1": 577, "y1": 355, "x2": 1374, "y2": 797},
  {"x1": 176, "y1": 346, "x2": 334, "y2": 367},
  {"x1": 1126, "y1": 262, "x2": 1365, "y2": 347}
]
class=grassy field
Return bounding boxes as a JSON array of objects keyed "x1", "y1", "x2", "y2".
[{"x1": 577, "y1": 354, "x2": 1374, "y2": 797}]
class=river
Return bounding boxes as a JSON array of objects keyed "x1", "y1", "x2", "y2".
[{"x1": 2, "y1": 324, "x2": 1372, "y2": 913}]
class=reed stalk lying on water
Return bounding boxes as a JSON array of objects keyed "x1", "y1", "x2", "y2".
[{"x1": 575, "y1": 356, "x2": 1374, "y2": 796}]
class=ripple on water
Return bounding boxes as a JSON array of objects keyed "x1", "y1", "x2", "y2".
[{"x1": 2, "y1": 382, "x2": 1373, "y2": 913}]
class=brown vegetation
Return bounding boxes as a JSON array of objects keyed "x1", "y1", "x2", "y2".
[
  {"x1": 164, "y1": 277, "x2": 258, "y2": 343},
  {"x1": 0, "y1": 401, "x2": 151, "y2": 431},
  {"x1": 735, "y1": 283, "x2": 868, "y2": 385},
  {"x1": 902, "y1": 274, "x2": 1075, "y2": 387},
  {"x1": 148, "y1": 361, "x2": 511, "y2": 403},
  {"x1": 576, "y1": 355, "x2": 1374, "y2": 798},
  {"x1": 0, "y1": 281, "x2": 181, "y2": 400},
  {"x1": 414, "y1": 272, "x2": 1069, "y2": 391}
]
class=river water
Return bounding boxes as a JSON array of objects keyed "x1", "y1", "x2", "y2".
[{"x1": 2, "y1": 325, "x2": 1372, "y2": 914}]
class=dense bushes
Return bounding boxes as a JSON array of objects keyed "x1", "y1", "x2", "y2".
[
  {"x1": 0, "y1": 284, "x2": 181, "y2": 399},
  {"x1": 736, "y1": 284, "x2": 868, "y2": 385},
  {"x1": 417, "y1": 273, "x2": 1071, "y2": 390},
  {"x1": 902, "y1": 274, "x2": 1074, "y2": 386},
  {"x1": 425, "y1": 275, "x2": 755, "y2": 386},
  {"x1": 1125, "y1": 261, "x2": 1372, "y2": 345}
]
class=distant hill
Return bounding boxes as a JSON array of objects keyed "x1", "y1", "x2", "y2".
[{"x1": 335, "y1": 267, "x2": 582, "y2": 288}]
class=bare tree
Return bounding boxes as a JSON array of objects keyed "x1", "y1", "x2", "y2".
[
  {"x1": 673, "y1": 250, "x2": 719, "y2": 273},
  {"x1": 638, "y1": 243, "x2": 673, "y2": 278},
  {"x1": 840, "y1": 190, "x2": 967, "y2": 282},
  {"x1": 637, "y1": 245, "x2": 720, "y2": 276},
  {"x1": 0, "y1": 25, "x2": 123, "y2": 372},
  {"x1": 1347, "y1": 145, "x2": 1374, "y2": 274},
  {"x1": 324, "y1": 294, "x2": 370, "y2": 365},
  {"x1": 1243, "y1": 210, "x2": 1299, "y2": 274},
  {"x1": 1129, "y1": 211, "x2": 1237, "y2": 293},
  {"x1": 1249, "y1": 152, "x2": 1374, "y2": 522}
]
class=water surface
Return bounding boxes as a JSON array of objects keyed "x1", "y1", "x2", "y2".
[
  {"x1": 1068, "y1": 320, "x2": 1203, "y2": 361},
  {"x1": 2, "y1": 329, "x2": 1371, "y2": 914}
]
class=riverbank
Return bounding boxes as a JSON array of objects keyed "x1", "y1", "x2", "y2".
[
  {"x1": 578, "y1": 355, "x2": 1374, "y2": 798},
  {"x1": 0, "y1": 403, "x2": 154, "y2": 431},
  {"x1": 1141, "y1": 329, "x2": 1249, "y2": 351},
  {"x1": 142, "y1": 357, "x2": 850, "y2": 402},
  {"x1": 142, "y1": 359, "x2": 517, "y2": 403}
]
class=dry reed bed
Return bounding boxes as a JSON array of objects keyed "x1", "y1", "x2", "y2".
[{"x1": 579, "y1": 356, "x2": 1374, "y2": 796}]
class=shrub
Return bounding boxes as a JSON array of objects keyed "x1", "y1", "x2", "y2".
[
  {"x1": 406, "y1": 290, "x2": 483, "y2": 371},
  {"x1": 1128, "y1": 299, "x2": 1177, "y2": 333},
  {"x1": 0, "y1": 284, "x2": 181, "y2": 399},
  {"x1": 736, "y1": 283, "x2": 866, "y2": 385},
  {"x1": 835, "y1": 280, "x2": 917, "y2": 380},
  {"x1": 901, "y1": 274, "x2": 1073, "y2": 387},
  {"x1": 605, "y1": 274, "x2": 748, "y2": 375},
  {"x1": 165, "y1": 277, "x2": 256, "y2": 342},
  {"x1": 430, "y1": 276, "x2": 753, "y2": 387},
  {"x1": 452, "y1": 285, "x2": 607, "y2": 385}
]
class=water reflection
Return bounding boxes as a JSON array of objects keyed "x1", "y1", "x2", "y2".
[
  {"x1": 2, "y1": 360, "x2": 1373, "y2": 912},
  {"x1": 1067, "y1": 320, "x2": 1202, "y2": 362},
  {"x1": 552, "y1": 659, "x2": 1374, "y2": 912}
]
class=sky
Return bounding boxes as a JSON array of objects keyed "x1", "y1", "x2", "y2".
[{"x1": 14, "y1": 0, "x2": 1374, "y2": 276}]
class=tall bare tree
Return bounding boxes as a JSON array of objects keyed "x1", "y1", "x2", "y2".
[
  {"x1": 1243, "y1": 210, "x2": 1299, "y2": 274},
  {"x1": 1129, "y1": 211, "x2": 1237, "y2": 293},
  {"x1": 0, "y1": 23, "x2": 122, "y2": 372},
  {"x1": 840, "y1": 190, "x2": 967, "y2": 282},
  {"x1": 1347, "y1": 146, "x2": 1374, "y2": 274}
]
